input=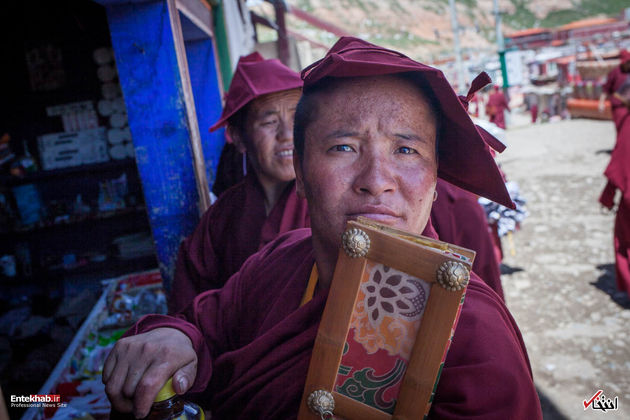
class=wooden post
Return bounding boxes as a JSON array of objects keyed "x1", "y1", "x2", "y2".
[
  {"x1": 273, "y1": 0, "x2": 290, "y2": 66},
  {"x1": 182, "y1": 7, "x2": 226, "y2": 191}
]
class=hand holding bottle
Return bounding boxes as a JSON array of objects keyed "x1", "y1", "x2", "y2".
[{"x1": 102, "y1": 327, "x2": 198, "y2": 418}]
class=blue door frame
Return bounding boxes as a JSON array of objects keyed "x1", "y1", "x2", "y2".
[{"x1": 95, "y1": 0, "x2": 225, "y2": 289}]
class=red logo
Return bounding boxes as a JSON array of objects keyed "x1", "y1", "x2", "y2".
[{"x1": 583, "y1": 390, "x2": 603, "y2": 410}]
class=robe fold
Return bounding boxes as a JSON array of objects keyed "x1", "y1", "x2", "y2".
[
  {"x1": 600, "y1": 65, "x2": 630, "y2": 298},
  {"x1": 131, "y1": 229, "x2": 542, "y2": 420},
  {"x1": 169, "y1": 173, "x2": 309, "y2": 313},
  {"x1": 432, "y1": 179, "x2": 503, "y2": 300}
]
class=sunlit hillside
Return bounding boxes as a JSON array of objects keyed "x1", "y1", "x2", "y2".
[{"x1": 249, "y1": 0, "x2": 628, "y2": 62}]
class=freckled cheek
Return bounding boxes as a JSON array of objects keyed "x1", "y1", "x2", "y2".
[
  {"x1": 401, "y1": 170, "x2": 435, "y2": 206},
  {"x1": 306, "y1": 166, "x2": 346, "y2": 217}
]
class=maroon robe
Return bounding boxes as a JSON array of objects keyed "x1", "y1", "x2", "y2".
[
  {"x1": 431, "y1": 179, "x2": 503, "y2": 300},
  {"x1": 487, "y1": 90, "x2": 510, "y2": 129},
  {"x1": 600, "y1": 72, "x2": 630, "y2": 296},
  {"x1": 169, "y1": 173, "x2": 310, "y2": 313},
  {"x1": 602, "y1": 65, "x2": 630, "y2": 135},
  {"x1": 600, "y1": 62, "x2": 630, "y2": 298},
  {"x1": 131, "y1": 228, "x2": 542, "y2": 419}
]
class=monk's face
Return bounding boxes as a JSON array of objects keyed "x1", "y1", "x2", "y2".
[
  {"x1": 296, "y1": 76, "x2": 438, "y2": 252},
  {"x1": 241, "y1": 89, "x2": 301, "y2": 186}
]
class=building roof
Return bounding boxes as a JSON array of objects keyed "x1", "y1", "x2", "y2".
[
  {"x1": 506, "y1": 27, "x2": 549, "y2": 38},
  {"x1": 558, "y1": 17, "x2": 617, "y2": 31}
]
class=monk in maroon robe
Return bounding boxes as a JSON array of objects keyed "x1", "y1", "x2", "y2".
[
  {"x1": 486, "y1": 85, "x2": 510, "y2": 129},
  {"x1": 599, "y1": 49, "x2": 630, "y2": 136},
  {"x1": 169, "y1": 53, "x2": 309, "y2": 313},
  {"x1": 432, "y1": 179, "x2": 503, "y2": 299},
  {"x1": 104, "y1": 38, "x2": 542, "y2": 419},
  {"x1": 599, "y1": 49, "x2": 630, "y2": 298}
]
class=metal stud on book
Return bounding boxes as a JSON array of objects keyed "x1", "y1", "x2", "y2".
[
  {"x1": 341, "y1": 228, "x2": 371, "y2": 258},
  {"x1": 307, "y1": 390, "x2": 335, "y2": 419},
  {"x1": 436, "y1": 261, "x2": 470, "y2": 291}
]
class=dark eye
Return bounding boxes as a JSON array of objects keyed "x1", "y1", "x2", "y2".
[
  {"x1": 396, "y1": 146, "x2": 418, "y2": 154},
  {"x1": 329, "y1": 144, "x2": 355, "y2": 152},
  {"x1": 261, "y1": 119, "x2": 278, "y2": 127}
]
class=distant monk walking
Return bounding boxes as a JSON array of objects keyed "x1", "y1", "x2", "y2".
[{"x1": 486, "y1": 85, "x2": 510, "y2": 129}]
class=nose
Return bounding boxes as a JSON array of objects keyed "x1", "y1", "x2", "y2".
[
  {"x1": 353, "y1": 150, "x2": 396, "y2": 196},
  {"x1": 277, "y1": 115, "x2": 293, "y2": 143}
]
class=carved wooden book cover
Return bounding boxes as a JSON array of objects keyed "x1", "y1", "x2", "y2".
[{"x1": 298, "y1": 217, "x2": 475, "y2": 420}]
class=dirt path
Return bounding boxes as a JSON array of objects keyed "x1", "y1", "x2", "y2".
[{"x1": 496, "y1": 117, "x2": 629, "y2": 419}]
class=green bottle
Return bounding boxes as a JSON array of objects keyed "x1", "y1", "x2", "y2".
[{"x1": 143, "y1": 378, "x2": 205, "y2": 420}]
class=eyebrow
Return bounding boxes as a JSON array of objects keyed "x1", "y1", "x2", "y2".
[
  {"x1": 255, "y1": 110, "x2": 279, "y2": 119},
  {"x1": 394, "y1": 133, "x2": 426, "y2": 143},
  {"x1": 255, "y1": 106, "x2": 297, "y2": 119},
  {"x1": 323, "y1": 130, "x2": 360, "y2": 140},
  {"x1": 323, "y1": 130, "x2": 429, "y2": 145}
]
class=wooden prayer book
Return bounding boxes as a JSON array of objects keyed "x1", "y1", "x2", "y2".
[{"x1": 298, "y1": 217, "x2": 475, "y2": 420}]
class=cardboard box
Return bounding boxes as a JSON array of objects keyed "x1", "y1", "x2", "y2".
[{"x1": 38, "y1": 128, "x2": 109, "y2": 170}]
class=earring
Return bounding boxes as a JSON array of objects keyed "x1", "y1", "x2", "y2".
[{"x1": 433, "y1": 190, "x2": 438, "y2": 202}]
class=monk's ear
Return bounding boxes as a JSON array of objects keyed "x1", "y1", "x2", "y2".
[
  {"x1": 227, "y1": 125, "x2": 247, "y2": 154},
  {"x1": 293, "y1": 152, "x2": 306, "y2": 199}
]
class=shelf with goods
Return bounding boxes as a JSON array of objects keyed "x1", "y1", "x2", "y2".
[
  {"x1": 566, "y1": 56, "x2": 619, "y2": 120},
  {"x1": 0, "y1": 219, "x2": 156, "y2": 292},
  {"x1": 0, "y1": 158, "x2": 137, "y2": 187},
  {"x1": 1, "y1": 205, "x2": 146, "y2": 236},
  {"x1": 1, "y1": 6, "x2": 164, "y2": 420},
  {"x1": 0, "y1": 167, "x2": 153, "y2": 282},
  {"x1": 0, "y1": 33, "x2": 153, "y2": 293}
]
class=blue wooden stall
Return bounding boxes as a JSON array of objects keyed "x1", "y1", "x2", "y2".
[{"x1": 95, "y1": 0, "x2": 225, "y2": 290}]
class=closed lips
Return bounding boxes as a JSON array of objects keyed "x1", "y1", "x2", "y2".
[{"x1": 347, "y1": 205, "x2": 399, "y2": 218}]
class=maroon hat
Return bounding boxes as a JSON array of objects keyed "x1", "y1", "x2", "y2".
[
  {"x1": 301, "y1": 37, "x2": 514, "y2": 208},
  {"x1": 620, "y1": 49, "x2": 630, "y2": 65},
  {"x1": 210, "y1": 52, "x2": 303, "y2": 132}
]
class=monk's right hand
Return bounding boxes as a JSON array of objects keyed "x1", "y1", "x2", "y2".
[{"x1": 102, "y1": 327, "x2": 198, "y2": 418}]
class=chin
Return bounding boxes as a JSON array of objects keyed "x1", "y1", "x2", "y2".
[{"x1": 268, "y1": 171, "x2": 295, "y2": 183}]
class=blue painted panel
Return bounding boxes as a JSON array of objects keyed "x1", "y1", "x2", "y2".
[
  {"x1": 185, "y1": 37, "x2": 225, "y2": 191},
  {"x1": 180, "y1": 12, "x2": 208, "y2": 42},
  {"x1": 103, "y1": 0, "x2": 201, "y2": 290}
]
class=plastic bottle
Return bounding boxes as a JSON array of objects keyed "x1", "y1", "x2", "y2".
[{"x1": 143, "y1": 378, "x2": 204, "y2": 420}]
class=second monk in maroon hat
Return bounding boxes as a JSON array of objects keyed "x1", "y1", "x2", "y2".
[{"x1": 168, "y1": 52, "x2": 310, "y2": 313}]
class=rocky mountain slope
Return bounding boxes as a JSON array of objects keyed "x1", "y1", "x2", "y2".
[{"x1": 251, "y1": 0, "x2": 628, "y2": 61}]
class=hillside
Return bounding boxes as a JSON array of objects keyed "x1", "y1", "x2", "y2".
[{"x1": 250, "y1": 0, "x2": 628, "y2": 62}]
